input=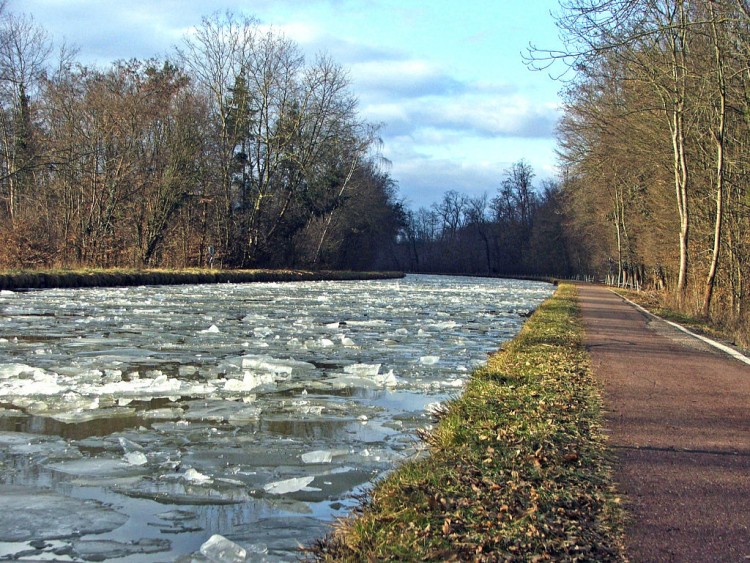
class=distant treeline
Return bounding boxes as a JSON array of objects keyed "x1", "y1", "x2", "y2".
[{"x1": 390, "y1": 161, "x2": 572, "y2": 278}]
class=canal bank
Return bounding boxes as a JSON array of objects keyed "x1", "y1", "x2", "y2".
[
  {"x1": 309, "y1": 283, "x2": 626, "y2": 561},
  {"x1": 0, "y1": 268, "x2": 404, "y2": 291}
]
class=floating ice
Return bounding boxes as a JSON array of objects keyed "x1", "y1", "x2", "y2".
[
  {"x1": 374, "y1": 369, "x2": 398, "y2": 387},
  {"x1": 72, "y1": 538, "x2": 171, "y2": 560},
  {"x1": 0, "y1": 275, "x2": 553, "y2": 560},
  {"x1": 431, "y1": 321, "x2": 458, "y2": 330},
  {"x1": 0, "y1": 485, "x2": 128, "y2": 541},
  {"x1": 224, "y1": 373, "x2": 277, "y2": 392},
  {"x1": 200, "y1": 534, "x2": 247, "y2": 563},
  {"x1": 419, "y1": 356, "x2": 440, "y2": 365},
  {"x1": 263, "y1": 475, "x2": 316, "y2": 495},
  {"x1": 227, "y1": 406, "x2": 263, "y2": 424},
  {"x1": 47, "y1": 457, "x2": 136, "y2": 477},
  {"x1": 124, "y1": 451, "x2": 148, "y2": 466},
  {"x1": 344, "y1": 363, "x2": 381, "y2": 376},
  {"x1": 301, "y1": 450, "x2": 333, "y2": 464},
  {"x1": 183, "y1": 468, "x2": 212, "y2": 483},
  {"x1": 253, "y1": 326, "x2": 274, "y2": 338},
  {"x1": 240, "y1": 354, "x2": 314, "y2": 374}
]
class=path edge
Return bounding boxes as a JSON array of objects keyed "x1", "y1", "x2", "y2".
[{"x1": 610, "y1": 289, "x2": 750, "y2": 366}]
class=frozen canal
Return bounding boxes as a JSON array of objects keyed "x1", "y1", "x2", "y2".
[{"x1": 0, "y1": 274, "x2": 552, "y2": 561}]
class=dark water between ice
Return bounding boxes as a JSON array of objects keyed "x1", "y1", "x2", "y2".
[{"x1": 0, "y1": 274, "x2": 552, "y2": 561}]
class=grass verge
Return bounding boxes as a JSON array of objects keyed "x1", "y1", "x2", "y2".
[
  {"x1": 307, "y1": 283, "x2": 625, "y2": 561},
  {"x1": 0, "y1": 268, "x2": 404, "y2": 291}
]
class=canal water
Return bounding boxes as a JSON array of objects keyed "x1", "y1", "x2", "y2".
[{"x1": 0, "y1": 274, "x2": 552, "y2": 561}]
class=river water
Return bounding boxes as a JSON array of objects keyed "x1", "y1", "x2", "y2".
[{"x1": 0, "y1": 274, "x2": 552, "y2": 561}]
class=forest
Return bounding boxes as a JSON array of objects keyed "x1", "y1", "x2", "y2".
[
  {"x1": 3, "y1": 1, "x2": 749, "y2": 341},
  {"x1": 0, "y1": 6, "x2": 405, "y2": 271},
  {"x1": 531, "y1": 0, "x2": 750, "y2": 341},
  {"x1": 0, "y1": 2, "x2": 572, "y2": 277}
]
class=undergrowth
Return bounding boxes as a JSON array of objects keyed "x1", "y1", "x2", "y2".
[{"x1": 307, "y1": 283, "x2": 625, "y2": 562}]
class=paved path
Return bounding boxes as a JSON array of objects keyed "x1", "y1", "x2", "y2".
[{"x1": 577, "y1": 284, "x2": 750, "y2": 562}]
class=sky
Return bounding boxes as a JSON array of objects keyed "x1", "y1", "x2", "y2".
[{"x1": 15, "y1": 0, "x2": 565, "y2": 209}]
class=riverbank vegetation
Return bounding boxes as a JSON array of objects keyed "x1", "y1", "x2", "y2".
[
  {"x1": 0, "y1": 5, "x2": 404, "y2": 272},
  {"x1": 529, "y1": 1, "x2": 750, "y2": 345},
  {"x1": 0, "y1": 268, "x2": 403, "y2": 291},
  {"x1": 308, "y1": 283, "x2": 624, "y2": 561}
]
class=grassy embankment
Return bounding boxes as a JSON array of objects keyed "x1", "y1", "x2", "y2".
[
  {"x1": 0, "y1": 268, "x2": 404, "y2": 291},
  {"x1": 309, "y1": 283, "x2": 625, "y2": 561}
]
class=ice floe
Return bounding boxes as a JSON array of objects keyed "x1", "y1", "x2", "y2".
[
  {"x1": 263, "y1": 475, "x2": 317, "y2": 495},
  {"x1": 0, "y1": 274, "x2": 553, "y2": 561}
]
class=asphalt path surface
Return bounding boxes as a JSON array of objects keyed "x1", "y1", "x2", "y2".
[{"x1": 577, "y1": 284, "x2": 750, "y2": 562}]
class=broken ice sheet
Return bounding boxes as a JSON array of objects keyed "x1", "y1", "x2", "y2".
[
  {"x1": 301, "y1": 450, "x2": 333, "y2": 464},
  {"x1": 263, "y1": 475, "x2": 317, "y2": 495},
  {"x1": 0, "y1": 275, "x2": 553, "y2": 560},
  {"x1": 72, "y1": 538, "x2": 171, "y2": 560},
  {"x1": 200, "y1": 534, "x2": 247, "y2": 563},
  {"x1": 0, "y1": 485, "x2": 127, "y2": 542},
  {"x1": 46, "y1": 456, "x2": 147, "y2": 478}
]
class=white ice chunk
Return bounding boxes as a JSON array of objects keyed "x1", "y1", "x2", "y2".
[
  {"x1": 374, "y1": 369, "x2": 398, "y2": 387},
  {"x1": 346, "y1": 319, "x2": 386, "y2": 327},
  {"x1": 118, "y1": 437, "x2": 144, "y2": 452},
  {"x1": 200, "y1": 324, "x2": 220, "y2": 334},
  {"x1": 301, "y1": 450, "x2": 333, "y2": 464},
  {"x1": 419, "y1": 356, "x2": 440, "y2": 365},
  {"x1": 253, "y1": 326, "x2": 274, "y2": 338},
  {"x1": 225, "y1": 372, "x2": 278, "y2": 392},
  {"x1": 430, "y1": 321, "x2": 458, "y2": 330},
  {"x1": 124, "y1": 451, "x2": 148, "y2": 466},
  {"x1": 240, "y1": 354, "x2": 314, "y2": 374},
  {"x1": 47, "y1": 458, "x2": 134, "y2": 476},
  {"x1": 344, "y1": 363, "x2": 381, "y2": 376},
  {"x1": 142, "y1": 407, "x2": 184, "y2": 420},
  {"x1": 319, "y1": 338, "x2": 335, "y2": 347},
  {"x1": 263, "y1": 475, "x2": 316, "y2": 495},
  {"x1": 183, "y1": 468, "x2": 212, "y2": 483},
  {"x1": 200, "y1": 534, "x2": 247, "y2": 563},
  {"x1": 178, "y1": 365, "x2": 198, "y2": 377},
  {"x1": 340, "y1": 336, "x2": 356, "y2": 347}
]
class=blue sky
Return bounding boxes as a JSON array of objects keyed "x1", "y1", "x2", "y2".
[{"x1": 16, "y1": 0, "x2": 564, "y2": 209}]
